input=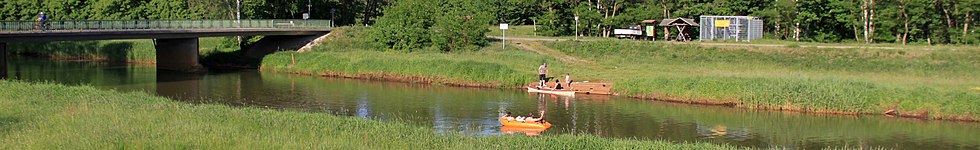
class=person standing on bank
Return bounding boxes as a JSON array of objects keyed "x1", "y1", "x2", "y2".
[
  {"x1": 564, "y1": 73, "x2": 571, "y2": 87},
  {"x1": 538, "y1": 63, "x2": 548, "y2": 88}
]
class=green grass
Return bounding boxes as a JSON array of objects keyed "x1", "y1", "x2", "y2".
[
  {"x1": 261, "y1": 48, "x2": 547, "y2": 87},
  {"x1": 547, "y1": 39, "x2": 979, "y2": 117},
  {"x1": 8, "y1": 37, "x2": 236, "y2": 63},
  {"x1": 262, "y1": 26, "x2": 556, "y2": 87},
  {"x1": 265, "y1": 26, "x2": 980, "y2": 120},
  {"x1": 0, "y1": 80, "x2": 742, "y2": 149}
]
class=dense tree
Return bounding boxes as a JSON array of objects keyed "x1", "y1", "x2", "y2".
[
  {"x1": 0, "y1": 0, "x2": 976, "y2": 45},
  {"x1": 370, "y1": 0, "x2": 492, "y2": 51}
]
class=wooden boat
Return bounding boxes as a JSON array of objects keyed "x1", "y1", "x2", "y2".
[
  {"x1": 529, "y1": 81, "x2": 613, "y2": 95},
  {"x1": 527, "y1": 87, "x2": 576, "y2": 97},
  {"x1": 499, "y1": 117, "x2": 552, "y2": 129}
]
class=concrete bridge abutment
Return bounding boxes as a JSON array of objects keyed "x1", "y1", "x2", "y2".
[
  {"x1": 244, "y1": 35, "x2": 325, "y2": 59},
  {"x1": 155, "y1": 38, "x2": 205, "y2": 72}
]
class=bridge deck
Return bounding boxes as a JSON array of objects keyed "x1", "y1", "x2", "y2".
[
  {"x1": 0, "y1": 28, "x2": 330, "y2": 42},
  {"x1": 0, "y1": 19, "x2": 331, "y2": 42}
]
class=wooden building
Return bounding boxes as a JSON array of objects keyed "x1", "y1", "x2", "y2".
[{"x1": 658, "y1": 18, "x2": 699, "y2": 41}]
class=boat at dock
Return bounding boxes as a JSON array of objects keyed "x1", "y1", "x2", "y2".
[
  {"x1": 527, "y1": 87, "x2": 576, "y2": 96},
  {"x1": 528, "y1": 81, "x2": 613, "y2": 95}
]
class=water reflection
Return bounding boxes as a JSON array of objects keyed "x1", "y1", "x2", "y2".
[
  {"x1": 8, "y1": 56, "x2": 980, "y2": 150},
  {"x1": 155, "y1": 71, "x2": 202, "y2": 101}
]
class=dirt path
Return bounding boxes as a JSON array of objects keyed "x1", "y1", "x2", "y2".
[{"x1": 505, "y1": 39, "x2": 591, "y2": 65}]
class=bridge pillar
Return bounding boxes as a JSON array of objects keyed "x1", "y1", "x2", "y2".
[
  {"x1": 1, "y1": 42, "x2": 6, "y2": 79},
  {"x1": 155, "y1": 38, "x2": 205, "y2": 72},
  {"x1": 244, "y1": 35, "x2": 324, "y2": 59}
]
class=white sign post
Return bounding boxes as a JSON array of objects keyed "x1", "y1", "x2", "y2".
[
  {"x1": 500, "y1": 23, "x2": 509, "y2": 48},
  {"x1": 574, "y1": 16, "x2": 579, "y2": 41}
]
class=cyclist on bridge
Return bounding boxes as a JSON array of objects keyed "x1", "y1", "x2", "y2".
[{"x1": 35, "y1": 12, "x2": 47, "y2": 31}]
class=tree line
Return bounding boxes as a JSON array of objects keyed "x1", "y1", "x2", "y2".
[
  {"x1": 2, "y1": 0, "x2": 977, "y2": 45},
  {"x1": 0, "y1": 0, "x2": 387, "y2": 26},
  {"x1": 490, "y1": 0, "x2": 978, "y2": 45}
]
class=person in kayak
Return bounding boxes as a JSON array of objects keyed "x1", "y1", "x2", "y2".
[
  {"x1": 502, "y1": 112, "x2": 515, "y2": 121},
  {"x1": 525, "y1": 111, "x2": 544, "y2": 122}
]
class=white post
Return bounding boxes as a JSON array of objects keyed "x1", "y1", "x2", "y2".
[
  {"x1": 533, "y1": 19, "x2": 537, "y2": 36},
  {"x1": 575, "y1": 16, "x2": 579, "y2": 41},
  {"x1": 236, "y1": 0, "x2": 242, "y2": 46},
  {"x1": 236, "y1": 0, "x2": 241, "y2": 24},
  {"x1": 500, "y1": 23, "x2": 508, "y2": 48}
]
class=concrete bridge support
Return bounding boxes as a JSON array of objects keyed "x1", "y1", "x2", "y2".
[
  {"x1": 155, "y1": 38, "x2": 205, "y2": 72},
  {"x1": 244, "y1": 35, "x2": 324, "y2": 59},
  {"x1": 1, "y1": 42, "x2": 6, "y2": 79}
]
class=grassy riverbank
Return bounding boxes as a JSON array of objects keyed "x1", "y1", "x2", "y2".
[
  {"x1": 262, "y1": 27, "x2": 980, "y2": 121},
  {"x1": 7, "y1": 37, "x2": 235, "y2": 63},
  {"x1": 0, "y1": 81, "x2": 740, "y2": 149},
  {"x1": 549, "y1": 40, "x2": 980, "y2": 118}
]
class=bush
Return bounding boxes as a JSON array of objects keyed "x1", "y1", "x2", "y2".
[{"x1": 370, "y1": 0, "x2": 492, "y2": 52}]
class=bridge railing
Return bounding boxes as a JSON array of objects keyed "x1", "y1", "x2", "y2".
[{"x1": 0, "y1": 19, "x2": 331, "y2": 33}]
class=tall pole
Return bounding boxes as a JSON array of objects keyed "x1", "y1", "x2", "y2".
[
  {"x1": 236, "y1": 0, "x2": 241, "y2": 22},
  {"x1": 308, "y1": 0, "x2": 312, "y2": 17},
  {"x1": 500, "y1": 23, "x2": 507, "y2": 48},
  {"x1": 575, "y1": 16, "x2": 579, "y2": 41},
  {"x1": 236, "y1": 0, "x2": 242, "y2": 47}
]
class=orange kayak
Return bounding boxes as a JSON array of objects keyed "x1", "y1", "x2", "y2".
[
  {"x1": 501, "y1": 126, "x2": 546, "y2": 136},
  {"x1": 499, "y1": 117, "x2": 552, "y2": 129}
]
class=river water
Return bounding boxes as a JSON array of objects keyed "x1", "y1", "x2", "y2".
[{"x1": 9, "y1": 56, "x2": 980, "y2": 149}]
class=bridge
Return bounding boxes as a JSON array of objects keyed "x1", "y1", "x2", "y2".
[{"x1": 0, "y1": 19, "x2": 332, "y2": 78}]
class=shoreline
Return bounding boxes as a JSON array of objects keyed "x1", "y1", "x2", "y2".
[
  {"x1": 0, "y1": 80, "x2": 740, "y2": 149},
  {"x1": 269, "y1": 68, "x2": 979, "y2": 123}
]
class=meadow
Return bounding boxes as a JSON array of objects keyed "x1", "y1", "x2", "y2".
[
  {"x1": 548, "y1": 39, "x2": 979, "y2": 119},
  {"x1": 263, "y1": 26, "x2": 980, "y2": 121},
  {"x1": 0, "y1": 80, "x2": 741, "y2": 149}
]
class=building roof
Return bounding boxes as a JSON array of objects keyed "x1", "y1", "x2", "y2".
[
  {"x1": 658, "y1": 18, "x2": 699, "y2": 27},
  {"x1": 641, "y1": 20, "x2": 658, "y2": 23}
]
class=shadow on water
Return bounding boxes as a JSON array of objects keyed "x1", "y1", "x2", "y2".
[
  {"x1": 155, "y1": 71, "x2": 203, "y2": 102},
  {"x1": 8, "y1": 41, "x2": 134, "y2": 63},
  {"x1": 7, "y1": 57, "x2": 980, "y2": 149},
  {"x1": 200, "y1": 50, "x2": 263, "y2": 69}
]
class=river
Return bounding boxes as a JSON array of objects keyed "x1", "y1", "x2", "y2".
[{"x1": 8, "y1": 56, "x2": 980, "y2": 149}]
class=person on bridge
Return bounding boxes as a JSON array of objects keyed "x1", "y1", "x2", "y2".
[
  {"x1": 35, "y1": 12, "x2": 47, "y2": 31},
  {"x1": 537, "y1": 62, "x2": 548, "y2": 88}
]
